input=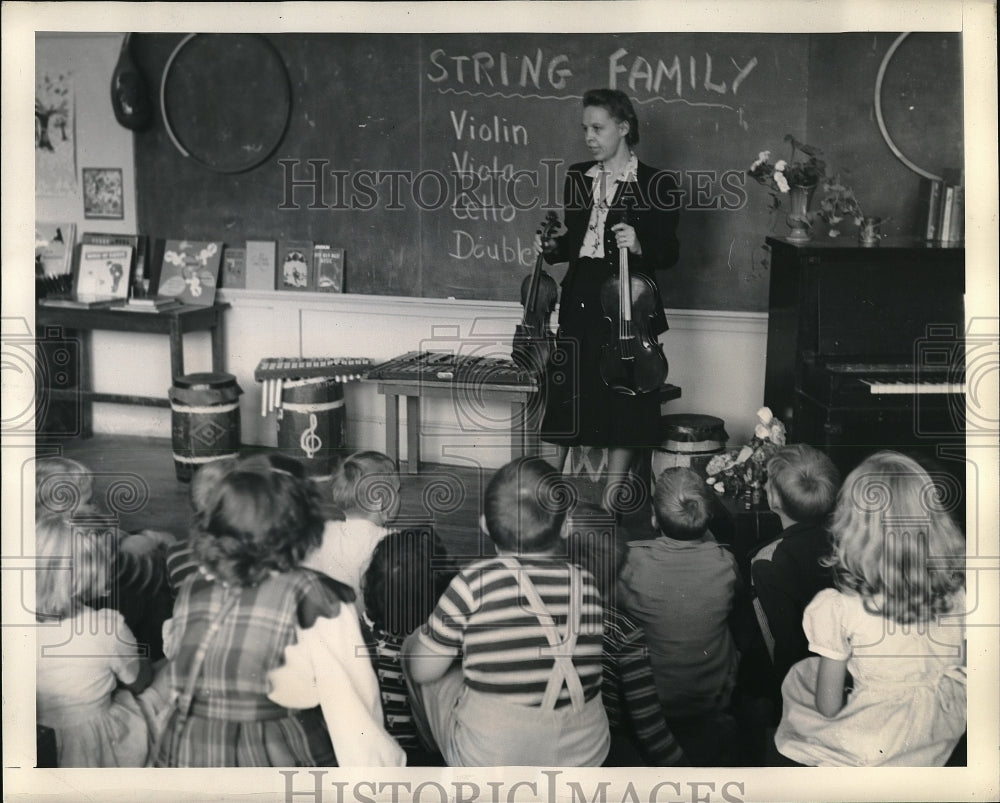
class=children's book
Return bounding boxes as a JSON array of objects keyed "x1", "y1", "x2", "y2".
[
  {"x1": 36, "y1": 222, "x2": 76, "y2": 276},
  {"x1": 313, "y1": 245, "x2": 345, "y2": 293},
  {"x1": 245, "y1": 240, "x2": 277, "y2": 291},
  {"x1": 221, "y1": 247, "x2": 246, "y2": 289},
  {"x1": 74, "y1": 243, "x2": 134, "y2": 300},
  {"x1": 277, "y1": 240, "x2": 314, "y2": 291},
  {"x1": 156, "y1": 240, "x2": 223, "y2": 306},
  {"x1": 79, "y1": 232, "x2": 148, "y2": 277}
]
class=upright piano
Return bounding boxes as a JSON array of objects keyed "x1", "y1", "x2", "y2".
[{"x1": 763, "y1": 236, "x2": 965, "y2": 515}]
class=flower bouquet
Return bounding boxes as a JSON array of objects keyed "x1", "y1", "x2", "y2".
[
  {"x1": 748, "y1": 135, "x2": 827, "y2": 204},
  {"x1": 705, "y1": 407, "x2": 786, "y2": 501}
]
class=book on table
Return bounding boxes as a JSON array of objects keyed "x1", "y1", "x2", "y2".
[
  {"x1": 38, "y1": 295, "x2": 120, "y2": 309},
  {"x1": 156, "y1": 240, "x2": 223, "y2": 306},
  {"x1": 124, "y1": 295, "x2": 183, "y2": 312}
]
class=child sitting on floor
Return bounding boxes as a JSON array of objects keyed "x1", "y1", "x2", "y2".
[
  {"x1": 34, "y1": 456, "x2": 94, "y2": 517},
  {"x1": 750, "y1": 444, "x2": 840, "y2": 684},
  {"x1": 565, "y1": 503, "x2": 687, "y2": 766},
  {"x1": 618, "y1": 466, "x2": 743, "y2": 765},
  {"x1": 166, "y1": 454, "x2": 314, "y2": 597},
  {"x1": 361, "y1": 526, "x2": 457, "y2": 764},
  {"x1": 402, "y1": 456, "x2": 609, "y2": 767},
  {"x1": 35, "y1": 455, "x2": 175, "y2": 661},
  {"x1": 156, "y1": 455, "x2": 404, "y2": 767},
  {"x1": 302, "y1": 451, "x2": 400, "y2": 613},
  {"x1": 774, "y1": 450, "x2": 966, "y2": 766},
  {"x1": 35, "y1": 512, "x2": 170, "y2": 767}
]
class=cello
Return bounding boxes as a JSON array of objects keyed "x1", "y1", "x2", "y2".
[
  {"x1": 599, "y1": 211, "x2": 669, "y2": 395},
  {"x1": 512, "y1": 211, "x2": 561, "y2": 376}
]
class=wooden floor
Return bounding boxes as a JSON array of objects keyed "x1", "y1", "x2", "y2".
[{"x1": 50, "y1": 435, "x2": 640, "y2": 559}]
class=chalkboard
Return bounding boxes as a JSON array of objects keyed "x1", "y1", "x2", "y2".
[{"x1": 132, "y1": 32, "x2": 959, "y2": 311}]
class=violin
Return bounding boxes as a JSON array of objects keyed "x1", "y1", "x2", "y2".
[
  {"x1": 598, "y1": 211, "x2": 669, "y2": 395},
  {"x1": 512, "y1": 211, "x2": 561, "y2": 376}
]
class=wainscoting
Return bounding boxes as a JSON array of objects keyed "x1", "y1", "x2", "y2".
[{"x1": 79, "y1": 290, "x2": 768, "y2": 470}]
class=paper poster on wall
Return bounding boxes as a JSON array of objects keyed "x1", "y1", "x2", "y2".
[{"x1": 35, "y1": 70, "x2": 77, "y2": 196}]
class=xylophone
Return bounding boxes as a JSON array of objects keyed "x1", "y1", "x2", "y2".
[
  {"x1": 254, "y1": 357, "x2": 372, "y2": 416},
  {"x1": 367, "y1": 350, "x2": 536, "y2": 386}
]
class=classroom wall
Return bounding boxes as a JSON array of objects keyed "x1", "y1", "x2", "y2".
[
  {"x1": 805, "y1": 32, "x2": 963, "y2": 237},
  {"x1": 35, "y1": 33, "x2": 139, "y2": 236},
  {"x1": 86, "y1": 291, "x2": 768, "y2": 467},
  {"x1": 36, "y1": 32, "x2": 962, "y2": 467}
]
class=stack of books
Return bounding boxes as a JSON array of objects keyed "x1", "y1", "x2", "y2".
[
  {"x1": 123, "y1": 295, "x2": 183, "y2": 313},
  {"x1": 922, "y1": 168, "x2": 964, "y2": 244}
]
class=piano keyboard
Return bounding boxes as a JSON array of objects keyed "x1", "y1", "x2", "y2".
[
  {"x1": 254, "y1": 357, "x2": 371, "y2": 417},
  {"x1": 860, "y1": 379, "x2": 966, "y2": 395}
]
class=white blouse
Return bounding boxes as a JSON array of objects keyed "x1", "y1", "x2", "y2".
[{"x1": 579, "y1": 152, "x2": 639, "y2": 259}]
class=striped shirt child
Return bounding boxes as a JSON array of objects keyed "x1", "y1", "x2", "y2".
[{"x1": 422, "y1": 555, "x2": 605, "y2": 707}]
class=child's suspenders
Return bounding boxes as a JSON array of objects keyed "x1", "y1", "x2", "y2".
[{"x1": 496, "y1": 556, "x2": 586, "y2": 714}]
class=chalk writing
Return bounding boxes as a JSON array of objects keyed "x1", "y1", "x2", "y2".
[
  {"x1": 608, "y1": 48, "x2": 758, "y2": 98},
  {"x1": 428, "y1": 48, "x2": 573, "y2": 90},
  {"x1": 450, "y1": 110, "x2": 529, "y2": 146}
]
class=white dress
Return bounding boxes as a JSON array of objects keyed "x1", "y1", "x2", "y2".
[
  {"x1": 36, "y1": 607, "x2": 163, "y2": 767},
  {"x1": 775, "y1": 588, "x2": 966, "y2": 766}
]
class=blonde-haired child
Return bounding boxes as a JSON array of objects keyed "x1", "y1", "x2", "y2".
[
  {"x1": 35, "y1": 456, "x2": 94, "y2": 516},
  {"x1": 302, "y1": 451, "x2": 401, "y2": 611},
  {"x1": 35, "y1": 454, "x2": 175, "y2": 660},
  {"x1": 35, "y1": 513, "x2": 168, "y2": 766},
  {"x1": 775, "y1": 450, "x2": 966, "y2": 766}
]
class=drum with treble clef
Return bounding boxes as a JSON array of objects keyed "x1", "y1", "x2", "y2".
[{"x1": 277, "y1": 377, "x2": 346, "y2": 480}]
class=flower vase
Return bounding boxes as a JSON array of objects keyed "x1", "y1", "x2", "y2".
[{"x1": 785, "y1": 184, "x2": 815, "y2": 243}]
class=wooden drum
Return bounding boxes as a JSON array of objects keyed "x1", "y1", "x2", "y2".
[
  {"x1": 277, "y1": 377, "x2": 346, "y2": 479},
  {"x1": 169, "y1": 372, "x2": 242, "y2": 482},
  {"x1": 652, "y1": 414, "x2": 729, "y2": 481}
]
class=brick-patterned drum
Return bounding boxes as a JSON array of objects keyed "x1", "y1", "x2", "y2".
[
  {"x1": 169, "y1": 372, "x2": 242, "y2": 482},
  {"x1": 277, "y1": 377, "x2": 346, "y2": 479}
]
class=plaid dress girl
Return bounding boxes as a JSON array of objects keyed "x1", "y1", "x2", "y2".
[{"x1": 156, "y1": 567, "x2": 404, "y2": 767}]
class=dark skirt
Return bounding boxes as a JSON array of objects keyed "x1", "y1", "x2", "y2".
[{"x1": 541, "y1": 258, "x2": 663, "y2": 448}]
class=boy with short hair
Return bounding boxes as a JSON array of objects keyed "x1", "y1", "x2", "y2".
[
  {"x1": 618, "y1": 466, "x2": 742, "y2": 764},
  {"x1": 751, "y1": 444, "x2": 840, "y2": 683},
  {"x1": 401, "y1": 457, "x2": 610, "y2": 767}
]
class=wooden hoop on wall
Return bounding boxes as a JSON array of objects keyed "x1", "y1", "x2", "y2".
[
  {"x1": 160, "y1": 33, "x2": 292, "y2": 174},
  {"x1": 874, "y1": 32, "x2": 944, "y2": 183}
]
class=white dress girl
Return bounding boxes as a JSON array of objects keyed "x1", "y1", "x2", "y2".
[
  {"x1": 775, "y1": 588, "x2": 966, "y2": 766},
  {"x1": 36, "y1": 607, "x2": 165, "y2": 767}
]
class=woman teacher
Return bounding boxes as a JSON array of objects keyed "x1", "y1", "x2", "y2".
[{"x1": 537, "y1": 88, "x2": 680, "y2": 513}]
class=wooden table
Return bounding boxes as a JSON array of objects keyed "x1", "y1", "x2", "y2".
[
  {"x1": 35, "y1": 302, "x2": 229, "y2": 437},
  {"x1": 374, "y1": 378, "x2": 540, "y2": 474},
  {"x1": 374, "y1": 379, "x2": 683, "y2": 476}
]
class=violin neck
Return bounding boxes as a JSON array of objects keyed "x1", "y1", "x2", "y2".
[{"x1": 619, "y1": 246, "x2": 632, "y2": 324}]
